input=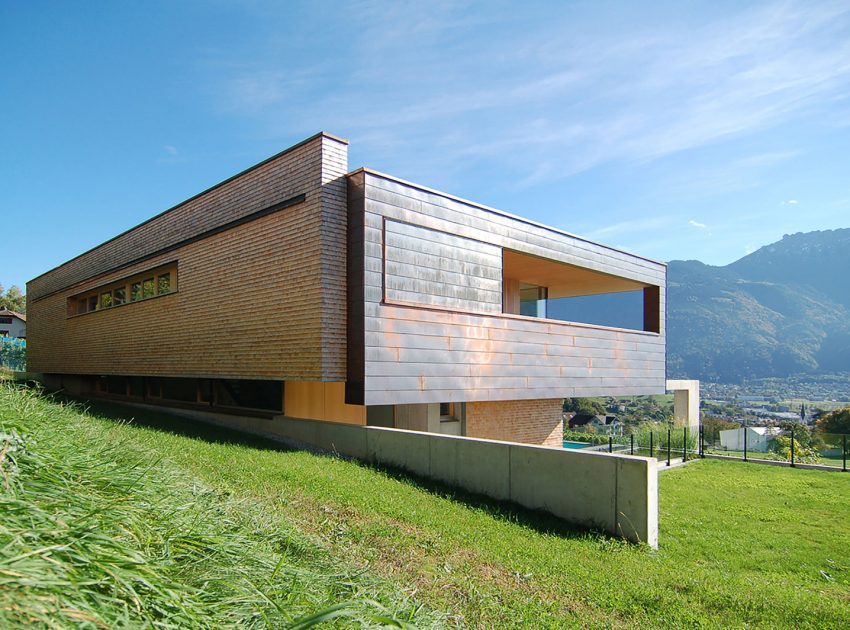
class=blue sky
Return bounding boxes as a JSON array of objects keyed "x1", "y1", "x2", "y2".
[{"x1": 3, "y1": 1, "x2": 850, "y2": 292}]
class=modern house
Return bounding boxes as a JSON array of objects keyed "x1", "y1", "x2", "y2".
[
  {"x1": 27, "y1": 132, "x2": 667, "y2": 448},
  {"x1": 0, "y1": 309, "x2": 26, "y2": 339},
  {"x1": 567, "y1": 413, "x2": 622, "y2": 435}
]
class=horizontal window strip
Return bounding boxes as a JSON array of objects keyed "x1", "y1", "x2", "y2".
[{"x1": 33, "y1": 193, "x2": 306, "y2": 303}]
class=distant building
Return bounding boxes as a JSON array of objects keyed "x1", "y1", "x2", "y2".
[
  {"x1": 719, "y1": 426, "x2": 781, "y2": 452},
  {"x1": 0, "y1": 309, "x2": 26, "y2": 339},
  {"x1": 568, "y1": 413, "x2": 622, "y2": 435}
]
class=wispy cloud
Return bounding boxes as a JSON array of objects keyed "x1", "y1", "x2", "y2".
[
  {"x1": 735, "y1": 150, "x2": 799, "y2": 168},
  {"x1": 157, "y1": 144, "x2": 184, "y2": 165},
  {"x1": 583, "y1": 215, "x2": 677, "y2": 240},
  {"x1": 689, "y1": 220, "x2": 707, "y2": 229},
  {"x1": 214, "y1": 1, "x2": 850, "y2": 186},
  {"x1": 781, "y1": 199, "x2": 800, "y2": 205}
]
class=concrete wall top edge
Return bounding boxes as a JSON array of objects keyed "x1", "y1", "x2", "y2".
[{"x1": 362, "y1": 424, "x2": 654, "y2": 463}]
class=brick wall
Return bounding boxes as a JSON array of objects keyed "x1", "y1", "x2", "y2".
[
  {"x1": 27, "y1": 133, "x2": 351, "y2": 381},
  {"x1": 465, "y1": 399, "x2": 563, "y2": 447}
]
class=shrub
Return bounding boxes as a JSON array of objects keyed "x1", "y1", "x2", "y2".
[
  {"x1": 770, "y1": 435, "x2": 821, "y2": 464},
  {"x1": 0, "y1": 338, "x2": 25, "y2": 371}
]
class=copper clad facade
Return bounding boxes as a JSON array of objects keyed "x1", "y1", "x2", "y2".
[{"x1": 348, "y1": 169, "x2": 666, "y2": 406}]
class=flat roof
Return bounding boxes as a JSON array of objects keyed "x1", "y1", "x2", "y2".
[
  {"x1": 29, "y1": 132, "x2": 348, "y2": 284},
  {"x1": 349, "y1": 167, "x2": 666, "y2": 268},
  {"x1": 30, "y1": 131, "x2": 663, "y2": 285}
]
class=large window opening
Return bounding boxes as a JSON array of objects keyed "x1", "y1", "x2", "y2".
[
  {"x1": 502, "y1": 250, "x2": 660, "y2": 333},
  {"x1": 87, "y1": 375, "x2": 282, "y2": 414}
]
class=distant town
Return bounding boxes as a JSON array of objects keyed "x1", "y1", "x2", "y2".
[{"x1": 701, "y1": 373, "x2": 850, "y2": 426}]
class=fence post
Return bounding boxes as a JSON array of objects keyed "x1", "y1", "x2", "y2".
[
  {"x1": 699, "y1": 424, "x2": 705, "y2": 458},
  {"x1": 743, "y1": 426, "x2": 748, "y2": 462},
  {"x1": 667, "y1": 427, "x2": 671, "y2": 467},
  {"x1": 650, "y1": 431, "x2": 654, "y2": 458},
  {"x1": 630, "y1": 433, "x2": 634, "y2": 456},
  {"x1": 608, "y1": 436, "x2": 613, "y2": 453},
  {"x1": 683, "y1": 427, "x2": 688, "y2": 462},
  {"x1": 790, "y1": 428, "x2": 795, "y2": 468},
  {"x1": 843, "y1": 434, "x2": 847, "y2": 473}
]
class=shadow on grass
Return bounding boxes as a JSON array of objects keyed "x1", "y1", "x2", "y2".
[
  {"x1": 56, "y1": 393, "x2": 291, "y2": 453},
  {"x1": 42, "y1": 389, "x2": 612, "y2": 543}
]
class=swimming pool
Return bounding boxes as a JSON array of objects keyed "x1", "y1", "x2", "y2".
[{"x1": 563, "y1": 440, "x2": 592, "y2": 449}]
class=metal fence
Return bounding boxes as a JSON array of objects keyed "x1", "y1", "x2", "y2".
[
  {"x1": 564, "y1": 426, "x2": 697, "y2": 467},
  {"x1": 564, "y1": 424, "x2": 849, "y2": 471},
  {"x1": 700, "y1": 423, "x2": 849, "y2": 471}
]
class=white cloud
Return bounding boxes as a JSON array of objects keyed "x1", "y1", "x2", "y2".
[
  {"x1": 689, "y1": 220, "x2": 708, "y2": 229},
  {"x1": 584, "y1": 215, "x2": 677, "y2": 240},
  {"x1": 736, "y1": 151, "x2": 799, "y2": 168},
  {"x1": 211, "y1": 1, "x2": 850, "y2": 187},
  {"x1": 781, "y1": 199, "x2": 800, "y2": 205},
  {"x1": 163, "y1": 145, "x2": 178, "y2": 156}
]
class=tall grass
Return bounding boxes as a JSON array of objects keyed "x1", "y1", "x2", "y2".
[{"x1": 0, "y1": 384, "x2": 431, "y2": 628}]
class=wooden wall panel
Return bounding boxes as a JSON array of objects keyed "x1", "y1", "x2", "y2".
[
  {"x1": 285, "y1": 381, "x2": 366, "y2": 425},
  {"x1": 28, "y1": 134, "x2": 350, "y2": 381},
  {"x1": 349, "y1": 169, "x2": 667, "y2": 406}
]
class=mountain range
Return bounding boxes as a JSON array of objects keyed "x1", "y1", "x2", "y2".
[{"x1": 667, "y1": 228, "x2": 850, "y2": 383}]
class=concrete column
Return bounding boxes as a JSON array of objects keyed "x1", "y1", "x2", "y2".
[
  {"x1": 393, "y1": 403, "x2": 441, "y2": 433},
  {"x1": 666, "y1": 379, "x2": 700, "y2": 431}
]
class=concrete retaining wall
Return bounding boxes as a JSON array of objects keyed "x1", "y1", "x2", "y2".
[{"x1": 166, "y1": 409, "x2": 658, "y2": 547}]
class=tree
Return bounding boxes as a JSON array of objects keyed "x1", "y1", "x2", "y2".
[
  {"x1": 0, "y1": 284, "x2": 26, "y2": 313},
  {"x1": 563, "y1": 397, "x2": 606, "y2": 416},
  {"x1": 816, "y1": 407, "x2": 850, "y2": 436}
]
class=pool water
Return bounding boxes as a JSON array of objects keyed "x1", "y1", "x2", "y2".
[{"x1": 563, "y1": 440, "x2": 592, "y2": 449}]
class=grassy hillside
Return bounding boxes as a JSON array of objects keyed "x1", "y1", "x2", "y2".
[
  {"x1": 0, "y1": 384, "x2": 433, "y2": 628},
  {"x1": 2, "y1": 384, "x2": 850, "y2": 628}
]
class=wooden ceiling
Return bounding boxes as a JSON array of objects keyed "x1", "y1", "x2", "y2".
[{"x1": 503, "y1": 249, "x2": 649, "y2": 298}]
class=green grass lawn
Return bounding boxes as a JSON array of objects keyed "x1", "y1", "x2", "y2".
[{"x1": 2, "y1": 383, "x2": 849, "y2": 628}]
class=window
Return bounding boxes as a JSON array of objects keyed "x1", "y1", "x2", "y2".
[
  {"x1": 83, "y1": 375, "x2": 282, "y2": 415},
  {"x1": 158, "y1": 272, "x2": 171, "y2": 295},
  {"x1": 502, "y1": 249, "x2": 659, "y2": 332},
  {"x1": 160, "y1": 377, "x2": 199, "y2": 403},
  {"x1": 147, "y1": 377, "x2": 162, "y2": 398},
  {"x1": 0, "y1": 317, "x2": 11, "y2": 324},
  {"x1": 519, "y1": 284, "x2": 547, "y2": 318},
  {"x1": 142, "y1": 278, "x2": 155, "y2": 299},
  {"x1": 440, "y1": 402, "x2": 455, "y2": 418},
  {"x1": 68, "y1": 263, "x2": 177, "y2": 316},
  {"x1": 214, "y1": 379, "x2": 283, "y2": 412}
]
